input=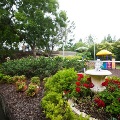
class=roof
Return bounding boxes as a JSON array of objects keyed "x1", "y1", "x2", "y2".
[{"x1": 96, "y1": 50, "x2": 112, "y2": 56}]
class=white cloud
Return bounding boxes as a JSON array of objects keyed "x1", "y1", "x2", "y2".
[{"x1": 58, "y1": 0, "x2": 120, "y2": 43}]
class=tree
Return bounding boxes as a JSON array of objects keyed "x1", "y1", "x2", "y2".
[
  {"x1": 0, "y1": 0, "x2": 19, "y2": 49},
  {"x1": 85, "y1": 35, "x2": 94, "y2": 47},
  {"x1": 101, "y1": 34, "x2": 116, "y2": 43},
  {"x1": 15, "y1": 0, "x2": 68, "y2": 56},
  {"x1": 58, "y1": 20, "x2": 76, "y2": 51},
  {"x1": 112, "y1": 40, "x2": 120, "y2": 60}
]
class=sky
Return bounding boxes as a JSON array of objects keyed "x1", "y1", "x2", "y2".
[{"x1": 58, "y1": 0, "x2": 120, "y2": 43}]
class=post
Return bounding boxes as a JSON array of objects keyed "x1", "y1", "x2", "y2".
[
  {"x1": 94, "y1": 41, "x2": 95, "y2": 60},
  {"x1": 63, "y1": 40, "x2": 65, "y2": 58}
]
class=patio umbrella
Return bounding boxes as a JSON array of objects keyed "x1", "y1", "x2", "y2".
[
  {"x1": 76, "y1": 46, "x2": 88, "y2": 52},
  {"x1": 96, "y1": 50, "x2": 112, "y2": 56}
]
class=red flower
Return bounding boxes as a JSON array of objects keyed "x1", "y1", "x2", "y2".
[
  {"x1": 87, "y1": 77, "x2": 91, "y2": 81},
  {"x1": 77, "y1": 73, "x2": 84, "y2": 78},
  {"x1": 94, "y1": 98, "x2": 105, "y2": 107},
  {"x1": 101, "y1": 81, "x2": 108, "y2": 86},
  {"x1": 76, "y1": 87, "x2": 80, "y2": 92},
  {"x1": 97, "y1": 100, "x2": 105, "y2": 107},
  {"x1": 77, "y1": 77, "x2": 81, "y2": 81},
  {"x1": 105, "y1": 78, "x2": 109, "y2": 81},
  {"x1": 94, "y1": 97, "x2": 100, "y2": 103},
  {"x1": 76, "y1": 81, "x2": 80, "y2": 86},
  {"x1": 83, "y1": 83, "x2": 89, "y2": 88},
  {"x1": 118, "y1": 98, "x2": 120, "y2": 102},
  {"x1": 89, "y1": 82, "x2": 94, "y2": 88}
]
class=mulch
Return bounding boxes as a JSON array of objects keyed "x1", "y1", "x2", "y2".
[
  {"x1": 0, "y1": 69, "x2": 120, "y2": 120},
  {"x1": 0, "y1": 81, "x2": 49, "y2": 120}
]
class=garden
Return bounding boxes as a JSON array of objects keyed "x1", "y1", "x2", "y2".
[{"x1": 0, "y1": 56, "x2": 120, "y2": 120}]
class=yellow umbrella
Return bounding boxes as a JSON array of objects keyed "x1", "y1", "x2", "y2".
[{"x1": 96, "y1": 50, "x2": 112, "y2": 56}]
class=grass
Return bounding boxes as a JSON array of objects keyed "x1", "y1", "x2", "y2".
[{"x1": 116, "y1": 65, "x2": 120, "y2": 69}]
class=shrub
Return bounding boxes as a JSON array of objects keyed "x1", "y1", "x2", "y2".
[
  {"x1": 30, "y1": 76, "x2": 40, "y2": 86},
  {"x1": 26, "y1": 83, "x2": 39, "y2": 97},
  {"x1": 0, "y1": 56, "x2": 85, "y2": 78},
  {"x1": 97, "y1": 77, "x2": 120, "y2": 116},
  {"x1": 42, "y1": 68, "x2": 89, "y2": 120},
  {"x1": 0, "y1": 75, "x2": 13, "y2": 84},
  {"x1": 41, "y1": 92, "x2": 88, "y2": 120},
  {"x1": 44, "y1": 68, "x2": 77, "y2": 94},
  {"x1": 16, "y1": 81, "x2": 27, "y2": 92}
]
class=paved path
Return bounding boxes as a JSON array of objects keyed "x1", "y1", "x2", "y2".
[{"x1": 109, "y1": 69, "x2": 120, "y2": 77}]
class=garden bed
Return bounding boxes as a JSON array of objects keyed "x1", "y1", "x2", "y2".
[
  {"x1": 0, "y1": 81, "x2": 49, "y2": 120},
  {"x1": 0, "y1": 69, "x2": 120, "y2": 120}
]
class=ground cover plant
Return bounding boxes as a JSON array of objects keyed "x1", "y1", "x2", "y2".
[{"x1": 42, "y1": 69, "x2": 120, "y2": 120}]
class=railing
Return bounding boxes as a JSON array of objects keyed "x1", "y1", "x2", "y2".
[{"x1": 86, "y1": 60, "x2": 120, "y2": 70}]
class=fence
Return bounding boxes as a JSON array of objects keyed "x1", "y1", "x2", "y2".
[{"x1": 86, "y1": 60, "x2": 120, "y2": 70}]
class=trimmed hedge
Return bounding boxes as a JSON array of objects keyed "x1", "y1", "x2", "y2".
[{"x1": 0, "y1": 56, "x2": 85, "y2": 78}]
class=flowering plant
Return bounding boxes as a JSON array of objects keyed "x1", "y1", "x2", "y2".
[
  {"x1": 69, "y1": 74, "x2": 120, "y2": 119},
  {"x1": 70, "y1": 73, "x2": 94, "y2": 99},
  {"x1": 96, "y1": 76, "x2": 120, "y2": 117}
]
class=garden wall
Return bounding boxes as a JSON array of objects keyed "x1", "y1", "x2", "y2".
[{"x1": 0, "y1": 94, "x2": 14, "y2": 120}]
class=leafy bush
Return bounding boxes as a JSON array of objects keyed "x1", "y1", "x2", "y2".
[
  {"x1": 41, "y1": 92, "x2": 81, "y2": 120},
  {"x1": 44, "y1": 68, "x2": 77, "y2": 93},
  {"x1": 69, "y1": 73, "x2": 94, "y2": 99},
  {"x1": 16, "y1": 81, "x2": 27, "y2": 92},
  {"x1": 26, "y1": 83, "x2": 39, "y2": 97},
  {"x1": 0, "y1": 56, "x2": 85, "y2": 78},
  {"x1": 42, "y1": 68, "x2": 89, "y2": 120},
  {"x1": 0, "y1": 74, "x2": 13, "y2": 84},
  {"x1": 97, "y1": 77, "x2": 120, "y2": 116},
  {"x1": 30, "y1": 76, "x2": 40, "y2": 86}
]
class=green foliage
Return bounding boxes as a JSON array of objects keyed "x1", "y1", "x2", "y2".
[
  {"x1": 45, "y1": 68, "x2": 77, "y2": 93},
  {"x1": 42, "y1": 69, "x2": 89, "y2": 120},
  {"x1": 0, "y1": 56, "x2": 85, "y2": 78},
  {"x1": 0, "y1": 74, "x2": 13, "y2": 84},
  {"x1": 41, "y1": 92, "x2": 85, "y2": 120},
  {"x1": 16, "y1": 81, "x2": 27, "y2": 92},
  {"x1": 30, "y1": 77, "x2": 40, "y2": 86},
  {"x1": 63, "y1": 57, "x2": 85, "y2": 72},
  {"x1": 98, "y1": 77, "x2": 120, "y2": 115},
  {"x1": 26, "y1": 83, "x2": 39, "y2": 97}
]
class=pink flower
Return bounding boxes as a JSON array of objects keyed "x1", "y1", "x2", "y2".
[
  {"x1": 76, "y1": 81, "x2": 80, "y2": 86},
  {"x1": 76, "y1": 87, "x2": 80, "y2": 92}
]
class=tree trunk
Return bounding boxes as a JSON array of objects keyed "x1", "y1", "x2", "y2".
[{"x1": 31, "y1": 46, "x2": 36, "y2": 57}]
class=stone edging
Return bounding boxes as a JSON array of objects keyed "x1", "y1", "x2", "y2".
[{"x1": 68, "y1": 99, "x2": 98, "y2": 120}]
